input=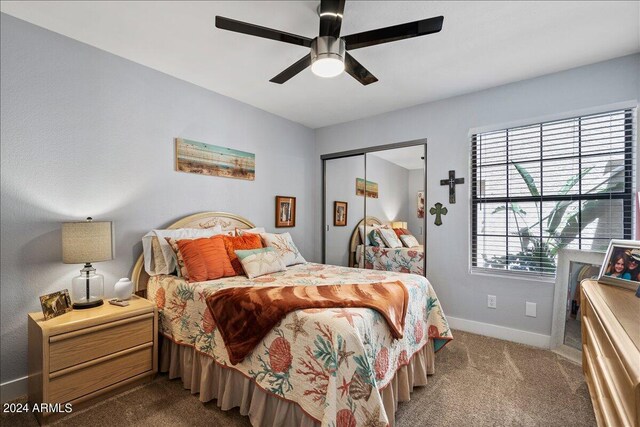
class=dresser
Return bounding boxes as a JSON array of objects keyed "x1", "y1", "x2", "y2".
[
  {"x1": 28, "y1": 296, "x2": 157, "y2": 424},
  {"x1": 580, "y1": 279, "x2": 640, "y2": 427}
]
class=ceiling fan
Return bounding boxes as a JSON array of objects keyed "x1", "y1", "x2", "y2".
[{"x1": 215, "y1": 0, "x2": 444, "y2": 85}]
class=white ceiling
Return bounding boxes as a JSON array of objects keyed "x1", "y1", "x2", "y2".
[
  {"x1": 1, "y1": 1, "x2": 639, "y2": 129},
  {"x1": 369, "y1": 145, "x2": 425, "y2": 170}
]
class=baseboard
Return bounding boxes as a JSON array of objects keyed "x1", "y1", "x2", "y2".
[
  {"x1": 1, "y1": 376, "x2": 27, "y2": 404},
  {"x1": 447, "y1": 316, "x2": 551, "y2": 349}
]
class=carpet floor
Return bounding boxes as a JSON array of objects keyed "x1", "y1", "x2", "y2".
[{"x1": 2, "y1": 330, "x2": 596, "y2": 426}]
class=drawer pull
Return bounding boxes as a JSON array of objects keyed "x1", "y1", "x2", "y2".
[
  {"x1": 49, "y1": 342, "x2": 153, "y2": 379},
  {"x1": 50, "y1": 313, "x2": 154, "y2": 343}
]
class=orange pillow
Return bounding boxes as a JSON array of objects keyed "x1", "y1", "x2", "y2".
[
  {"x1": 393, "y1": 228, "x2": 410, "y2": 237},
  {"x1": 177, "y1": 236, "x2": 235, "y2": 282},
  {"x1": 224, "y1": 234, "x2": 263, "y2": 275}
]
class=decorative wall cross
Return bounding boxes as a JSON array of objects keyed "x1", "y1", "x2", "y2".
[
  {"x1": 429, "y1": 202, "x2": 448, "y2": 226},
  {"x1": 440, "y1": 170, "x2": 465, "y2": 204}
]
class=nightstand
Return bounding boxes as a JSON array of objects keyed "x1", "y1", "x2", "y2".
[{"x1": 28, "y1": 295, "x2": 157, "y2": 424}]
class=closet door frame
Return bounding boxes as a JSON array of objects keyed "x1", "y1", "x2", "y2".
[{"x1": 321, "y1": 138, "x2": 428, "y2": 275}]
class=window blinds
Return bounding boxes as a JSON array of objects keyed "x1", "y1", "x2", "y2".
[{"x1": 471, "y1": 109, "x2": 635, "y2": 278}]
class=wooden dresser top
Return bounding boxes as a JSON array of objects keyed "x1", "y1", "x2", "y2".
[{"x1": 582, "y1": 279, "x2": 640, "y2": 353}]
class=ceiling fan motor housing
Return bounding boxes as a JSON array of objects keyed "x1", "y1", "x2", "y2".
[{"x1": 311, "y1": 36, "x2": 346, "y2": 65}]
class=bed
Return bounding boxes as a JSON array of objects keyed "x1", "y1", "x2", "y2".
[
  {"x1": 349, "y1": 217, "x2": 425, "y2": 275},
  {"x1": 131, "y1": 212, "x2": 451, "y2": 427}
]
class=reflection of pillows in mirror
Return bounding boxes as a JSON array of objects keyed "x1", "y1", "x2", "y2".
[
  {"x1": 400, "y1": 234, "x2": 420, "y2": 248},
  {"x1": 223, "y1": 234, "x2": 264, "y2": 276},
  {"x1": 142, "y1": 226, "x2": 225, "y2": 275},
  {"x1": 236, "y1": 227, "x2": 266, "y2": 237},
  {"x1": 393, "y1": 228, "x2": 410, "y2": 237},
  {"x1": 378, "y1": 228, "x2": 403, "y2": 248},
  {"x1": 368, "y1": 229, "x2": 386, "y2": 247},
  {"x1": 235, "y1": 247, "x2": 287, "y2": 279},
  {"x1": 260, "y1": 232, "x2": 306, "y2": 266},
  {"x1": 358, "y1": 225, "x2": 371, "y2": 245},
  {"x1": 171, "y1": 236, "x2": 235, "y2": 282}
]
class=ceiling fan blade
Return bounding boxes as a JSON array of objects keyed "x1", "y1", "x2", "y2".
[
  {"x1": 344, "y1": 52, "x2": 378, "y2": 86},
  {"x1": 269, "y1": 54, "x2": 312, "y2": 84},
  {"x1": 319, "y1": 0, "x2": 346, "y2": 38},
  {"x1": 215, "y1": 16, "x2": 313, "y2": 48},
  {"x1": 343, "y1": 15, "x2": 444, "y2": 50}
]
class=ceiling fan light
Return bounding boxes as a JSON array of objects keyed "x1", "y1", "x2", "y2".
[
  {"x1": 311, "y1": 56, "x2": 344, "y2": 78},
  {"x1": 310, "y1": 36, "x2": 346, "y2": 78}
]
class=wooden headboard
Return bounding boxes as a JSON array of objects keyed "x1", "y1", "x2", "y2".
[
  {"x1": 348, "y1": 216, "x2": 384, "y2": 267},
  {"x1": 131, "y1": 211, "x2": 255, "y2": 294}
]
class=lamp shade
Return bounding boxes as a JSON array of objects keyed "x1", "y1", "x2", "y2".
[
  {"x1": 62, "y1": 219, "x2": 113, "y2": 264},
  {"x1": 391, "y1": 221, "x2": 408, "y2": 229}
]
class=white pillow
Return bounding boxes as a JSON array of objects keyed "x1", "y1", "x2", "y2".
[
  {"x1": 142, "y1": 226, "x2": 224, "y2": 275},
  {"x1": 377, "y1": 228, "x2": 403, "y2": 248},
  {"x1": 235, "y1": 247, "x2": 286, "y2": 279},
  {"x1": 236, "y1": 227, "x2": 266, "y2": 236},
  {"x1": 260, "y1": 232, "x2": 306, "y2": 266},
  {"x1": 400, "y1": 234, "x2": 420, "y2": 248}
]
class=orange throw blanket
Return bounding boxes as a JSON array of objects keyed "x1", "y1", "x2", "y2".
[{"x1": 206, "y1": 282, "x2": 409, "y2": 365}]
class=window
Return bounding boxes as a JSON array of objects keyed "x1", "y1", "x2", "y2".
[{"x1": 471, "y1": 109, "x2": 635, "y2": 278}]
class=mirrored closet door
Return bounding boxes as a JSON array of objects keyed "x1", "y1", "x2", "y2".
[
  {"x1": 325, "y1": 155, "x2": 365, "y2": 267},
  {"x1": 322, "y1": 141, "x2": 426, "y2": 276}
]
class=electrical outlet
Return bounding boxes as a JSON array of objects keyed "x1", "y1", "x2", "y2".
[
  {"x1": 487, "y1": 295, "x2": 497, "y2": 309},
  {"x1": 526, "y1": 302, "x2": 537, "y2": 317}
]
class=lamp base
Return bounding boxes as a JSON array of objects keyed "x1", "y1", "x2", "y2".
[{"x1": 72, "y1": 299, "x2": 104, "y2": 310}]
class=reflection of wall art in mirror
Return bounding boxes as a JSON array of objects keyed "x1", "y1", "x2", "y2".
[
  {"x1": 175, "y1": 138, "x2": 255, "y2": 181},
  {"x1": 597, "y1": 239, "x2": 640, "y2": 292},
  {"x1": 355, "y1": 178, "x2": 378, "y2": 198},
  {"x1": 551, "y1": 249, "x2": 603, "y2": 364},
  {"x1": 417, "y1": 191, "x2": 425, "y2": 218},
  {"x1": 39, "y1": 289, "x2": 73, "y2": 320},
  {"x1": 275, "y1": 196, "x2": 296, "y2": 228},
  {"x1": 334, "y1": 201, "x2": 348, "y2": 227}
]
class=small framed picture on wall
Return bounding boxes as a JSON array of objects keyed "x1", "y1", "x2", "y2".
[
  {"x1": 275, "y1": 196, "x2": 296, "y2": 228},
  {"x1": 334, "y1": 201, "x2": 348, "y2": 226}
]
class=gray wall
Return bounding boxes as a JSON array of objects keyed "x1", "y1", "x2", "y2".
[
  {"x1": 324, "y1": 154, "x2": 410, "y2": 267},
  {"x1": 0, "y1": 14, "x2": 315, "y2": 385},
  {"x1": 316, "y1": 53, "x2": 640, "y2": 338}
]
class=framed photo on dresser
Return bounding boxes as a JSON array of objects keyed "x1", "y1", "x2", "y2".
[
  {"x1": 275, "y1": 195, "x2": 296, "y2": 228},
  {"x1": 597, "y1": 239, "x2": 640, "y2": 291}
]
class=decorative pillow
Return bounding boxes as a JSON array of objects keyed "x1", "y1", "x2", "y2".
[
  {"x1": 235, "y1": 247, "x2": 286, "y2": 279},
  {"x1": 236, "y1": 227, "x2": 266, "y2": 236},
  {"x1": 393, "y1": 228, "x2": 410, "y2": 237},
  {"x1": 143, "y1": 226, "x2": 224, "y2": 275},
  {"x1": 368, "y1": 229, "x2": 386, "y2": 247},
  {"x1": 377, "y1": 227, "x2": 403, "y2": 248},
  {"x1": 260, "y1": 232, "x2": 306, "y2": 266},
  {"x1": 400, "y1": 234, "x2": 420, "y2": 248},
  {"x1": 151, "y1": 237, "x2": 167, "y2": 274},
  {"x1": 168, "y1": 235, "x2": 234, "y2": 281},
  {"x1": 358, "y1": 225, "x2": 371, "y2": 245},
  {"x1": 223, "y1": 234, "x2": 264, "y2": 275}
]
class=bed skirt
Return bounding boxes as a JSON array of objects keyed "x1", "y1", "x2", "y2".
[{"x1": 159, "y1": 336, "x2": 435, "y2": 427}]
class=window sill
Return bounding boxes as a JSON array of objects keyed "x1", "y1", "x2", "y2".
[{"x1": 470, "y1": 268, "x2": 556, "y2": 284}]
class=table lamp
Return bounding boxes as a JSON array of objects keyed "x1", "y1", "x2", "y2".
[{"x1": 62, "y1": 217, "x2": 113, "y2": 309}]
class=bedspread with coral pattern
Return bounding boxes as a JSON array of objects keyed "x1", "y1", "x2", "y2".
[
  {"x1": 148, "y1": 262, "x2": 451, "y2": 427},
  {"x1": 359, "y1": 246, "x2": 425, "y2": 275}
]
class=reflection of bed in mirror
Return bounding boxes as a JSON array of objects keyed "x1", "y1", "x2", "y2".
[{"x1": 349, "y1": 216, "x2": 425, "y2": 275}]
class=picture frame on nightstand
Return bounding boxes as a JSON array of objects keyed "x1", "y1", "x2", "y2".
[{"x1": 39, "y1": 289, "x2": 72, "y2": 320}]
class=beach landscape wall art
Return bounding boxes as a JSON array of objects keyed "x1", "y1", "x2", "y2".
[
  {"x1": 355, "y1": 178, "x2": 379, "y2": 198},
  {"x1": 175, "y1": 138, "x2": 255, "y2": 181}
]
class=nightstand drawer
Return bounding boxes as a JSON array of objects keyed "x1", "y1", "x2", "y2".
[
  {"x1": 49, "y1": 345, "x2": 153, "y2": 404},
  {"x1": 49, "y1": 313, "x2": 153, "y2": 372}
]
